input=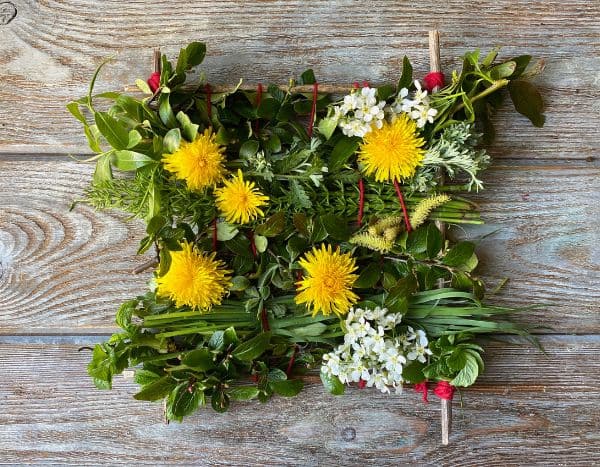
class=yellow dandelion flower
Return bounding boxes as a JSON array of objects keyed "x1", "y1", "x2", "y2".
[
  {"x1": 358, "y1": 114, "x2": 425, "y2": 182},
  {"x1": 214, "y1": 169, "x2": 269, "y2": 224},
  {"x1": 156, "y1": 241, "x2": 232, "y2": 311},
  {"x1": 295, "y1": 244, "x2": 359, "y2": 317},
  {"x1": 162, "y1": 129, "x2": 226, "y2": 191}
]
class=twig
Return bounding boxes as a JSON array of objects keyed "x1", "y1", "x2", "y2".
[
  {"x1": 132, "y1": 259, "x2": 159, "y2": 275},
  {"x1": 430, "y1": 29, "x2": 452, "y2": 447}
]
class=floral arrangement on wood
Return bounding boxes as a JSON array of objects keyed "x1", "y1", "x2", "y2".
[{"x1": 68, "y1": 31, "x2": 544, "y2": 443}]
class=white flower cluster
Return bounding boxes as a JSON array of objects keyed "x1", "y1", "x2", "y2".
[
  {"x1": 334, "y1": 87, "x2": 387, "y2": 138},
  {"x1": 321, "y1": 306, "x2": 432, "y2": 394},
  {"x1": 390, "y1": 80, "x2": 438, "y2": 128},
  {"x1": 333, "y1": 81, "x2": 439, "y2": 137}
]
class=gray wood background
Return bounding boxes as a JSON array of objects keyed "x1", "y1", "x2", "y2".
[{"x1": 0, "y1": 0, "x2": 598, "y2": 464}]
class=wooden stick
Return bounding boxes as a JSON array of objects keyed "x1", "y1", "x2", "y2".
[
  {"x1": 429, "y1": 29, "x2": 452, "y2": 446},
  {"x1": 124, "y1": 83, "x2": 362, "y2": 94},
  {"x1": 153, "y1": 48, "x2": 161, "y2": 74}
]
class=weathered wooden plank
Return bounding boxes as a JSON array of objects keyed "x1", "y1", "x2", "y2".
[
  {"x1": 0, "y1": 159, "x2": 598, "y2": 334},
  {"x1": 0, "y1": 335, "x2": 598, "y2": 465},
  {"x1": 0, "y1": 0, "x2": 598, "y2": 161}
]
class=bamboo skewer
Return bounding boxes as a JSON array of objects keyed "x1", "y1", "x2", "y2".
[{"x1": 429, "y1": 29, "x2": 452, "y2": 446}]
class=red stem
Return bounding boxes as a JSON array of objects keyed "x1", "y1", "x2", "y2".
[
  {"x1": 393, "y1": 178, "x2": 412, "y2": 232},
  {"x1": 357, "y1": 178, "x2": 365, "y2": 226},
  {"x1": 212, "y1": 217, "x2": 218, "y2": 252},
  {"x1": 260, "y1": 307, "x2": 270, "y2": 332},
  {"x1": 254, "y1": 83, "x2": 263, "y2": 134},
  {"x1": 205, "y1": 84, "x2": 212, "y2": 119},
  {"x1": 248, "y1": 231, "x2": 257, "y2": 258},
  {"x1": 286, "y1": 345, "x2": 298, "y2": 377},
  {"x1": 307, "y1": 82, "x2": 319, "y2": 138}
]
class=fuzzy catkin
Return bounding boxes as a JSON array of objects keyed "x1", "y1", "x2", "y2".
[{"x1": 409, "y1": 194, "x2": 451, "y2": 229}]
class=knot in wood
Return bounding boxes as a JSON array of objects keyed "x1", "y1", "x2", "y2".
[
  {"x1": 341, "y1": 427, "x2": 356, "y2": 441},
  {"x1": 0, "y1": 2, "x2": 16, "y2": 25}
]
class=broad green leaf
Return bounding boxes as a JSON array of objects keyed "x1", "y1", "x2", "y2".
[
  {"x1": 134, "y1": 376, "x2": 177, "y2": 401},
  {"x1": 299, "y1": 69, "x2": 316, "y2": 85},
  {"x1": 176, "y1": 111, "x2": 199, "y2": 142},
  {"x1": 451, "y1": 354, "x2": 480, "y2": 387},
  {"x1": 257, "y1": 98, "x2": 280, "y2": 119},
  {"x1": 210, "y1": 390, "x2": 229, "y2": 413},
  {"x1": 254, "y1": 234, "x2": 268, "y2": 253},
  {"x1": 270, "y1": 379, "x2": 304, "y2": 397},
  {"x1": 329, "y1": 137, "x2": 359, "y2": 172},
  {"x1": 240, "y1": 139, "x2": 259, "y2": 158},
  {"x1": 320, "y1": 369, "x2": 345, "y2": 395},
  {"x1": 490, "y1": 61, "x2": 517, "y2": 80},
  {"x1": 158, "y1": 90, "x2": 178, "y2": 127},
  {"x1": 230, "y1": 275, "x2": 251, "y2": 291},
  {"x1": 320, "y1": 214, "x2": 350, "y2": 241},
  {"x1": 443, "y1": 242, "x2": 476, "y2": 268},
  {"x1": 127, "y1": 129, "x2": 142, "y2": 149},
  {"x1": 181, "y1": 348, "x2": 215, "y2": 371},
  {"x1": 163, "y1": 128, "x2": 181, "y2": 153},
  {"x1": 228, "y1": 386, "x2": 260, "y2": 401},
  {"x1": 111, "y1": 150, "x2": 155, "y2": 171},
  {"x1": 354, "y1": 262, "x2": 381, "y2": 289},
  {"x1": 397, "y1": 56, "x2": 413, "y2": 89},
  {"x1": 508, "y1": 80, "x2": 545, "y2": 127},
  {"x1": 185, "y1": 42, "x2": 206, "y2": 67},
  {"x1": 66, "y1": 101, "x2": 86, "y2": 123},
  {"x1": 95, "y1": 111, "x2": 129, "y2": 149},
  {"x1": 216, "y1": 221, "x2": 239, "y2": 241},
  {"x1": 169, "y1": 383, "x2": 203, "y2": 418},
  {"x1": 318, "y1": 115, "x2": 338, "y2": 140},
  {"x1": 93, "y1": 152, "x2": 113, "y2": 183},
  {"x1": 255, "y1": 212, "x2": 285, "y2": 237},
  {"x1": 135, "y1": 78, "x2": 152, "y2": 94},
  {"x1": 232, "y1": 332, "x2": 271, "y2": 362},
  {"x1": 84, "y1": 124, "x2": 102, "y2": 153}
]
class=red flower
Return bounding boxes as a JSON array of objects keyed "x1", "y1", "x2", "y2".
[{"x1": 147, "y1": 72, "x2": 161, "y2": 93}]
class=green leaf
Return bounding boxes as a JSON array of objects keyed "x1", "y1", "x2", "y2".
[
  {"x1": 230, "y1": 275, "x2": 251, "y2": 291},
  {"x1": 94, "y1": 112, "x2": 129, "y2": 149},
  {"x1": 265, "y1": 133, "x2": 282, "y2": 153},
  {"x1": 320, "y1": 214, "x2": 350, "y2": 241},
  {"x1": 255, "y1": 212, "x2": 286, "y2": 237},
  {"x1": 320, "y1": 369, "x2": 345, "y2": 395},
  {"x1": 426, "y1": 223, "x2": 443, "y2": 259},
  {"x1": 240, "y1": 139, "x2": 260, "y2": 158},
  {"x1": 135, "y1": 78, "x2": 152, "y2": 95},
  {"x1": 254, "y1": 234, "x2": 268, "y2": 253},
  {"x1": 93, "y1": 152, "x2": 113, "y2": 183},
  {"x1": 228, "y1": 386, "x2": 260, "y2": 401},
  {"x1": 443, "y1": 242, "x2": 476, "y2": 267},
  {"x1": 225, "y1": 234, "x2": 254, "y2": 259},
  {"x1": 185, "y1": 42, "x2": 206, "y2": 68},
  {"x1": 111, "y1": 150, "x2": 155, "y2": 171},
  {"x1": 508, "y1": 80, "x2": 545, "y2": 127},
  {"x1": 84, "y1": 124, "x2": 103, "y2": 153},
  {"x1": 134, "y1": 369, "x2": 161, "y2": 386},
  {"x1": 163, "y1": 128, "x2": 181, "y2": 153},
  {"x1": 169, "y1": 383, "x2": 203, "y2": 418},
  {"x1": 402, "y1": 361, "x2": 426, "y2": 384},
  {"x1": 66, "y1": 101, "x2": 86, "y2": 124},
  {"x1": 451, "y1": 354, "x2": 480, "y2": 387},
  {"x1": 490, "y1": 61, "x2": 517, "y2": 80},
  {"x1": 216, "y1": 221, "x2": 239, "y2": 241},
  {"x1": 299, "y1": 69, "x2": 316, "y2": 85},
  {"x1": 329, "y1": 137, "x2": 359, "y2": 172},
  {"x1": 181, "y1": 348, "x2": 215, "y2": 371},
  {"x1": 232, "y1": 332, "x2": 271, "y2": 362},
  {"x1": 270, "y1": 379, "x2": 304, "y2": 397},
  {"x1": 158, "y1": 90, "x2": 178, "y2": 128},
  {"x1": 176, "y1": 111, "x2": 199, "y2": 142},
  {"x1": 134, "y1": 376, "x2": 177, "y2": 401},
  {"x1": 354, "y1": 262, "x2": 381, "y2": 289},
  {"x1": 286, "y1": 236, "x2": 308, "y2": 262},
  {"x1": 377, "y1": 84, "x2": 395, "y2": 101},
  {"x1": 257, "y1": 98, "x2": 280, "y2": 120},
  {"x1": 318, "y1": 115, "x2": 338, "y2": 140},
  {"x1": 210, "y1": 390, "x2": 230, "y2": 413},
  {"x1": 385, "y1": 274, "x2": 418, "y2": 314},
  {"x1": 290, "y1": 180, "x2": 312, "y2": 210},
  {"x1": 397, "y1": 56, "x2": 413, "y2": 89},
  {"x1": 127, "y1": 130, "x2": 142, "y2": 149},
  {"x1": 509, "y1": 55, "x2": 532, "y2": 78}
]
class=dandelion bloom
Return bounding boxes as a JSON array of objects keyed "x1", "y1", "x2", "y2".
[
  {"x1": 162, "y1": 129, "x2": 226, "y2": 191},
  {"x1": 156, "y1": 241, "x2": 232, "y2": 311},
  {"x1": 358, "y1": 114, "x2": 425, "y2": 182},
  {"x1": 295, "y1": 244, "x2": 359, "y2": 316},
  {"x1": 214, "y1": 169, "x2": 269, "y2": 224}
]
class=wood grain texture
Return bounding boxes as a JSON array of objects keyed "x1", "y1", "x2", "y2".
[
  {"x1": 0, "y1": 0, "x2": 598, "y2": 162},
  {"x1": 1, "y1": 159, "x2": 598, "y2": 334},
  {"x1": 0, "y1": 335, "x2": 598, "y2": 465}
]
